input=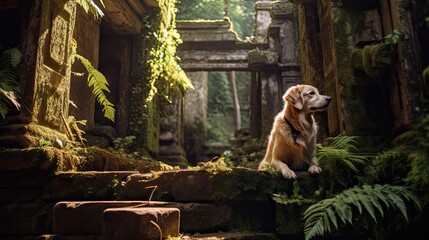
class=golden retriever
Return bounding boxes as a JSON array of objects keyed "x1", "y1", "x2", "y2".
[{"x1": 258, "y1": 85, "x2": 331, "y2": 179}]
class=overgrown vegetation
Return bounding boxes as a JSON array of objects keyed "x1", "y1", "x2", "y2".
[
  {"x1": 71, "y1": 39, "x2": 115, "y2": 122},
  {"x1": 142, "y1": 0, "x2": 193, "y2": 104},
  {"x1": 0, "y1": 44, "x2": 21, "y2": 120},
  {"x1": 317, "y1": 135, "x2": 367, "y2": 193},
  {"x1": 303, "y1": 184, "x2": 421, "y2": 240}
]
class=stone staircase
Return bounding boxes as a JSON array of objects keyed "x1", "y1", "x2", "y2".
[
  {"x1": 46, "y1": 169, "x2": 317, "y2": 239},
  {"x1": 1, "y1": 148, "x2": 322, "y2": 239}
]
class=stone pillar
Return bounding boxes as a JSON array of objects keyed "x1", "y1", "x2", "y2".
[
  {"x1": 260, "y1": 71, "x2": 283, "y2": 139},
  {"x1": 0, "y1": 0, "x2": 77, "y2": 148},
  {"x1": 328, "y1": 3, "x2": 393, "y2": 136},
  {"x1": 254, "y1": 1, "x2": 272, "y2": 44},
  {"x1": 129, "y1": 35, "x2": 159, "y2": 155},
  {"x1": 184, "y1": 71, "x2": 208, "y2": 164},
  {"x1": 22, "y1": 0, "x2": 77, "y2": 131},
  {"x1": 158, "y1": 96, "x2": 188, "y2": 167}
]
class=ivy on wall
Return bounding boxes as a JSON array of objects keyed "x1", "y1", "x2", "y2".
[{"x1": 142, "y1": 0, "x2": 193, "y2": 103}]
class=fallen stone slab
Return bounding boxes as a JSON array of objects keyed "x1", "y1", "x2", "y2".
[{"x1": 103, "y1": 207, "x2": 180, "y2": 240}]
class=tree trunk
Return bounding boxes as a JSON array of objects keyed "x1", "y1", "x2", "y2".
[{"x1": 229, "y1": 71, "x2": 241, "y2": 131}]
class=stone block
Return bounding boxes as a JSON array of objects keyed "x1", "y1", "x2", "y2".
[
  {"x1": 183, "y1": 232, "x2": 278, "y2": 240},
  {"x1": 103, "y1": 207, "x2": 180, "y2": 240},
  {"x1": 0, "y1": 203, "x2": 54, "y2": 235},
  {"x1": 53, "y1": 201, "x2": 167, "y2": 234},
  {"x1": 43, "y1": 171, "x2": 136, "y2": 201},
  {"x1": 248, "y1": 49, "x2": 279, "y2": 67},
  {"x1": 276, "y1": 202, "x2": 312, "y2": 236},
  {"x1": 0, "y1": 147, "x2": 80, "y2": 172},
  {"x1": 0, "y1": 124, "x2": 69, "y2": 148}
]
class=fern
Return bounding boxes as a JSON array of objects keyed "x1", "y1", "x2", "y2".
[
  {"x1": 318, "y1": 135, "x2": 366, "y2": 171},
  {"x1": 75, "y1": 0, "x2": 105, "y2": 19},
  {"x1": 67, "y1": 115, "x2": 87, "y2": 144},
  {"x1": 0, "y1": 45, "x2": 21, "y2": 119},
  {"x1": 303, "y1": 184, "x2": 421, "y2": 240},
  {"x1": 74, "y1": 54, "x2": 115, "y2": 122}
]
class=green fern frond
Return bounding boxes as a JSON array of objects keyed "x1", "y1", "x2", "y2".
[
  {"x1": 317, "y1": 135, "x2": 366, "y2": 175},
  {"x1": 67, "y1": 115, "x2": 87, "y2": 144},
  {"x1": 303, "y1": 184, "x2": 421, "y2": 240},
  {"x1": 74, "y1": 54, "x2": 115, "y2": 122},
  {"x1": 0, "y1": 47, "x2": 21, "y2": 120}
]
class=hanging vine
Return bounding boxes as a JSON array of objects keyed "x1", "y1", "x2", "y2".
[{"x1": 142, "y1": 0, "x2": 193, "y2": 103}]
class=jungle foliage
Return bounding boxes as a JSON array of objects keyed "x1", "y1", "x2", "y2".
[
  {"x1": 142, "y1": 0, "x2": 193, "y2": 104},
  {"x1": 0, "y1": 44, "x2": 21, "y2": 120},
  {"x1": 303, "y1": 184, "x2": 421, "y2": 240}
]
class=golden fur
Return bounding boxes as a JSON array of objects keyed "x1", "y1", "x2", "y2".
[{"x1": 258, "y1": 85, "x2": 332, "y2": 179}]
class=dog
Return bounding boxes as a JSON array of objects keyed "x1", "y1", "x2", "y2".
[{"x1": 258, "y1": 85, "x2": 331, "y2": 179}]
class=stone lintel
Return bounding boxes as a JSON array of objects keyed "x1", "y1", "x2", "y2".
[
  {"x1": 103, "y1": 0, "x2": 143, "y2": 34},
  {"x1": 255, "y1": 2, "x2": 272, "y2": 10},
  {"x1": 180, "y1": 62, "x2": 249, "y2": 71},
  {"x1": 177, "y1": 19, "x2": 232, "y2": 30},
  {"x1": 126, "y1": 0, "x2": 147, "y2": 16}
]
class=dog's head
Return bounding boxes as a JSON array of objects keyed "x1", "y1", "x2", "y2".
[{"x1": 283, "y1": 85, "x2": 332, "y2": 113}]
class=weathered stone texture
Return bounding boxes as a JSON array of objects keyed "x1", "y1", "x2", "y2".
[
  {"x1": 184, "y1": 71, "x2": 208, "y2": 164},
  {"x1": 103, "y1": 207, "x2": 180, "y2": 240},
  {"x1": 31, "y1": 0, "x2": 76, "y2": 131}
]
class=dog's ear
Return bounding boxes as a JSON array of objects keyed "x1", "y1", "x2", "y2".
[{"x1": 284, "y1": 86, "x2": 303, "y2": 110}]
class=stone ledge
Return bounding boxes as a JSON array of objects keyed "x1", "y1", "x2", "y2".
[
  {"x1": 122, "y1": 169, "x2": 321, "y2": 202},
  {"x1": 103, "y1": 207, "x2": 180, "y2": 240},
  {"x1": 43, "y1": 171, "x2": 138, "y2": 201}
]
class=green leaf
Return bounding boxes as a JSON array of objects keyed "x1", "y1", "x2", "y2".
[{"x1": 74, "y1": 54, "x2": 115, "y2": 122}]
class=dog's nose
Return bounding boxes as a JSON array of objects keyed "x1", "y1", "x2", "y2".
[{"x1": 326, "y1": 96, "x2": 332, "y2": 102}]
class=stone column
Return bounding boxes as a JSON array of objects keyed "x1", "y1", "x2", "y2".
[
  {"x1": 158, "y1": 96, "x2": 188, "y2": 167},
  {"x1": 0, "y1": 0, "x2": 77, "y2": 148},
  {"x1": 254, "y1": 1, "x2": 272, "y2": 44},
  {"x1": 129, "y1": 35, "x2": 159, "y2": 155},
  {"x1": 184, "y1": 71, "x2": 208, "y2": 164}
]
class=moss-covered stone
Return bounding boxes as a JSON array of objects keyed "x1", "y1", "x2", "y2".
[
  {"x1": 362, "y1": 43, "x2": 395, "y2": 78},
  {"x1": 0, "y1": 124, "x2": 70, "y2": 148},
  {"x1": 248, "y1": 49, "x2": 279, "y2": 67},
  {"x1": 43, "y1": 171, "x2": 132, "y2": 200},
  {"x1": 0, "y1": 147, "x2": 81, "y2": 172},
  {"x1": 77, "y1": 146, "x2": 173, "y2": 173},
  {"x1": 122, "y1": 168, "x2": 321, "y2": 202}
]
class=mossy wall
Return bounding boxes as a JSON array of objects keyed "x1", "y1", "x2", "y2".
[{"x1": 332, "y1": 7, "x2": 393, "y2": 136}]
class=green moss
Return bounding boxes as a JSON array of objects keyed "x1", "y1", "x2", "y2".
[
  {"x1": 77, "y1": 146, "x2": 172, "y2": 173},
  {"x1": 362, "y1": 43, "x2": 394, "y2": 78}
]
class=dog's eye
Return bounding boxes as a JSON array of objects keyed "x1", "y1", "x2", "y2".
[{"x1": 309, "y1": 91, "x2": 315, "y2": 96}]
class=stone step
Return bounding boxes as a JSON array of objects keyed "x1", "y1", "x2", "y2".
[
  {"x1": 52, "y1": 201, "x2": 273, "y2": 234},
  {"x1": 184, "y1": 232, "x2": 279, "y2": 240},
  {"x1": 122, "y1": 168, "x2": 320, "y2": 202},
  {"x1": 103, "y1": 207, "x2": 180, "y2": 240},
  {"x1": 43, "y1": 171, "x2": 138, "y2": 201}
]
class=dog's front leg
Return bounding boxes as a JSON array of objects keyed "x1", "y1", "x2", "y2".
[
  {"x1": 271, "y1": 159, "x2": 297, "y2": 179},
  {"x1": 308, "y1": 157, "x2": 322, "y2": 174}
]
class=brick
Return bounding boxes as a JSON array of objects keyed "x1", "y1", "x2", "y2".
[{"x1": 103, "y1": 207, "x2": 180, "y2": 240}]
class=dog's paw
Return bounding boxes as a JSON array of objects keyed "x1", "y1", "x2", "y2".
[
  {"x1": 281, "y1": 169, "x2": 297, "y2": 179},
  {"x1": 308, "y1": 165, "x2": 322, "y2": 174}
]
